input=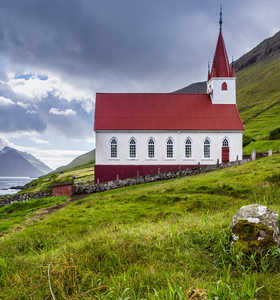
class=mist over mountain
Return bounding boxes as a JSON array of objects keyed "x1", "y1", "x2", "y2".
[{"x1": 0, "y1": 147, "x2": 52, "y2": 177}]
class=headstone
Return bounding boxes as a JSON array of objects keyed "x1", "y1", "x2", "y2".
[
  {"x1": 216, "y1": 158, "x2": 220, "y2": 167},
  {"x1": 251, "y1": 150, "x2": 256, "y2": 161},
  {"x1": 232, "y1": 204, "x2": 280, "y2": 253},
  {"x1": 268, "y1": 149, "x2": 273, "y2": 157}
]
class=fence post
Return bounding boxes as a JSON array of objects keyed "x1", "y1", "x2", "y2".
[
  {"x1": 236, "y1": 155, "x2": 241, "y2": 165},
  {"x1": 251, "y1": 150, "x2": 256, "y2": 161}
]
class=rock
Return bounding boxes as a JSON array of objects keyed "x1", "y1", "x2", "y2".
[{"x1": 232, "y1": 204, "x2": 280, "y2": 253}]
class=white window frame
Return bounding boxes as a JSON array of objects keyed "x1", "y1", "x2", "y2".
[
  {"x1": 128, "y1": 137, "x2": 137, "y2": 160},
  {"x1": 184, "y1": 137, "x2": 192, "y2": 159},
  {"x1": 147, "y1": 137, "x2": 157, "y2": 160},
  {"x1": 165, "y1": 137, "x2": 175, "y2": 160},
  {"x1": 203, "y1": 137, "x2": 211, "y2": 159},
  {"x1": 108, "y1": 137, "x2": 119, "y2": 160}
]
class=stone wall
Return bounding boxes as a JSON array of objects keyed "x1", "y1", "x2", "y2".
[
  {"x1": 0, "y1": 191, "x2": 52, "y2": 206},
  {"x1": 74, "y1": 159, "x2": 250, "y2": 195},
  {"x1": 0, "y1": 153, "x2": 263, "y2": 206}
]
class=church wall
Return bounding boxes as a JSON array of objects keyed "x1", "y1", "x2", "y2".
[{"x1": 95, "y1": 131, "x2": 243, "y2": 166}]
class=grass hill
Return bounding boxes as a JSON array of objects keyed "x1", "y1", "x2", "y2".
[
  {"x1": 176, "y1": 30, "x2": 280, "y2": 154},
  {"x1": 1, "y1": 155, "x2": 280, "y2": 299},
  {"x1": 22, "y1": 162, "x2": 94, "y2": 193},
  {"x1": 51, "y1": 149, "x2": 95, "y2": 174}
]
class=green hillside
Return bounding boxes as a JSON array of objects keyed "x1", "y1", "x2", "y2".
[
  {"x1": 1, "y1": 155, "x2": 280, "y2": 299},
  {"x1": 21, "y1": 162, "x2": 94, "y2": 194},
  {"x1": 51, "y1": 149, "x2": 95, "y2": 174},
  {"x1": 237, "y1": 58, "x2": 280, "y2": 153}
]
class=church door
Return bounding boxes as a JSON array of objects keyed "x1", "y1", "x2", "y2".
[{"x1": 222, "y1": 147, "x2": 229, "y2": 163}]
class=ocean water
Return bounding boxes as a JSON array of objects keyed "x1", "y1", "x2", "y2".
[{"x1": 0, "y1": 177, "x2": 33, "y2": 195}]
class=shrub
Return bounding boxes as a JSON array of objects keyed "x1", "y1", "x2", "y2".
[
  {"x1": 243, "y1": 134, "x2": 255, "y2": 147},
  {"x1": 269, "y1": 127, "x2": 280, "y2": 140}
]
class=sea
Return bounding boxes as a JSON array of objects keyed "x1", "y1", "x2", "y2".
[{"x1": 0, "y1": 177, "x2": 34, "y2": 195}]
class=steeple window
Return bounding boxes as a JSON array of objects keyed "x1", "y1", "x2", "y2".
[{"x1": 222, "y1": 82, "x2": 228, "y2": 90}]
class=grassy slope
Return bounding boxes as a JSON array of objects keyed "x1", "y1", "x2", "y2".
[
  {"x1": 23, "y1": 162, "x2": 94, "y2": 193},
  {"x1": 237, "y1": 58, "x2": 280, "y2": 153},
  {"x1": 0, "y1": 196, "x2": 67, "y2": 234},
  {"x1": 1, "y1": 155, "x2": 280, "y2": 299},
  {"x1": 52, "y1": 150, "x2": 95, "y2": 174}
]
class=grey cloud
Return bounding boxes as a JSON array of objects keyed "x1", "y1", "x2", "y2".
[
  {"x1": 0, "y1": 0, "x2": 279, "y2": 140},
  {"x1": 0, "y1": 104, "x2": 46, "y2": 132},
  {"x1": 0, "y1": 1, "x2": 279, "y2": 93}
]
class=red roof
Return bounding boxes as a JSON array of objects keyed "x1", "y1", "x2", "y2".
[
  {"x1": 210, "y1": 31, "x2": 235, "y2": 78},
  {"x1": 94, "y1": 93, "x2": 244, "y2": 131}
]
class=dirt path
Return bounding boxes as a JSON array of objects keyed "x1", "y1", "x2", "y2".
[{"x1": 3, "y1": 194, "x2": 90, "y2": 237}]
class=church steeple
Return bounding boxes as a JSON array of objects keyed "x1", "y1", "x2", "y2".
[
  {"x1": 207, "y1": 7, "x2": 236, "y2": 105},
  {"x1": 209, "y1": 6, "x2": 234, "y2": 79}
]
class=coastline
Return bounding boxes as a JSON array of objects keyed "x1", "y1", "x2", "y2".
[{"x1": 0, "y1": 177, "x2": 33, "y2": 196}]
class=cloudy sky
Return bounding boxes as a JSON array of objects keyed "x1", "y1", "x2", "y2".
[{"x1": 0, "y1": 0, "x2": 279, "y2": 169}]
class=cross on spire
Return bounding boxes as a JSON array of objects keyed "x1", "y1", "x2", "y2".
[{"x1": 219, "y1": 4, "x2": 223, "y2": 32}]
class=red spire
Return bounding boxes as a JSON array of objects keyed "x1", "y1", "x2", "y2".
[{"x1": 210, "y1": 31, "x2": 232, "y2": 78}]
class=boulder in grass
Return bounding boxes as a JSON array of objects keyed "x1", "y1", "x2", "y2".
[{"x1": 232, "y1": 204, "x2": 280, "y2": 253}]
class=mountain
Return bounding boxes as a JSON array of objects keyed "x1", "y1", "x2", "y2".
[
  {"x1": 175, "y1": 30, "x2": 280, "y2": 153},
  {"x1": 19, "y1": 150, "x2": 52, "y2": 174},
  {"x1": 175, "y1": 81, "x2": 206, "y2": 94},
  {"x1": 52, "y1": 149, "x2": 95, "y2": 173},
  {"x1": 173, "y1": 81, "x2": 207, "y2": 94},
  {"x1": 0, "y1": 147, "x2": 52, "y2": 177}
]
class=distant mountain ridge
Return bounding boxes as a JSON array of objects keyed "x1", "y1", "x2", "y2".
[{"x1": 0, "y1": 147, "x2": 52, "y2": 177}]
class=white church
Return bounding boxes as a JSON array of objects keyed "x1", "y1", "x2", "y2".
[{"x1": 94, "y1": 12, "x2": 244, "y2": 183}]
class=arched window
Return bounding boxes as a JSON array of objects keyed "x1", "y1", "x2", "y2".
[
  {"x1": 166, "y1": 138, "x2": 174, "y2": 158},
  {"x1": 204, "y1": 138, "x2": 211, "y2": 158},
  {"x1": 222, "y1": 82, "x2": 228, "y2": 91},
  {"x1": 222, "y1": 138, "x2": 229, "y2": 147},
  {"x1": 110, "y1": 138, "x2": 118, "y2": 158},
  {"x1": 185, "y1": 138, "x2": 192, "y2": 158},
  {"x1": 148, "y1": 138, "x2": 155, "y2": 158},
  {"x1": 129, "y1": 138, "x2": 136, "y2": 158}
]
